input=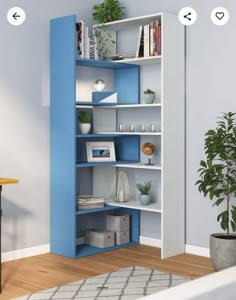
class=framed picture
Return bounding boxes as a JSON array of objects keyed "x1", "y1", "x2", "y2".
[{"x1": 86, "y1": 142, "x2": 116, "y2": 162}]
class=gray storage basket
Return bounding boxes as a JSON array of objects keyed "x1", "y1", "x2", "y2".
[
  {"x1": 85, "y1": 229, "x2": 115, "y2": 248},
  {"x1": 106, "y1": 214, "x2": 130, "y2": 232},
  {"x1": 116, "y1": 231, "x2": 130, "y2": 245}
]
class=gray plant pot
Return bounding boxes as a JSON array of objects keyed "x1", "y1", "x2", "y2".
[
  {"x1": 210, "y1": 233, "x2": 236, "y2": 271},
  {"x1": 144, "y1": 93, "x2": 155, "y2": 104},
  {"x1": 138, "y1": 194, "x2": 151, "y2": 205}
]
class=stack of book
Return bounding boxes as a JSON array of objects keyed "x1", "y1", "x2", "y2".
[
  {"x1": 76, "y1": 21, "x2": 98, "y2": 59},
  {"x1": 77, "y1": 195, "x2": 105, "y2": 210},
  {"x1": 136, "y1": 20, "x2": 161, "y2": 58}
]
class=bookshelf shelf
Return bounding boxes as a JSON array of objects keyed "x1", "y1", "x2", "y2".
[
  {"x1": 76, "y1": 205, "x2": 117, "y2": 215},
  {"x1": 76, "y1": 160, "x2": 138, "y2": 168},
  {"x1": 105, "y1": 199, "x2": 162, "y2": 213},
  {"x1": 76, "y1": 102, "x2": 161, "y2": 108},
  {"x1": 115, "y1": 163, "x2": 162, "y2": 170},
  {"x1": 93, "y1": 13, "x2": 162, "y2": 31},
  {"x1": 76, "y1": 242, "x2": 138, "y2": 258},
  {"x1": 114, "y1": 56, "x2": 162, "y2": 65},
  {"x1": 96, "y1": 132, "x2": 161, "y2": 136}
]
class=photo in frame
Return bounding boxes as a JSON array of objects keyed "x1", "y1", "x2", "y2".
[{"x1": 86, "y1": 141, "x2": 116, "y2": 162}]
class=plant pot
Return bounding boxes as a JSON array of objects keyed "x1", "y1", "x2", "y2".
[
  {"x1": 210, "y1": 233, "x2": 236, "y2": 271},
  {"x1": 79, "y1": 123, "x2": 91, "y2": 135},
  {"x1": 144, "y1": 93, "x2": 155, "y2": 104},
  {"x1": 138, "y1": 194, "x2": 151, "y2": 205}
]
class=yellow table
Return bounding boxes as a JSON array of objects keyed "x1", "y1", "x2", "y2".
[{"x1": 0, "y1": 178, "x2": 18, "y2": 292}]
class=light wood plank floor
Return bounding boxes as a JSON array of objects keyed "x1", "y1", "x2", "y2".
[{"x1": 0, "y1": 245, "x2": 214, "y2": 300}]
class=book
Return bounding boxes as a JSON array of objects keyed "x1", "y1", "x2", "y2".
[
  {"x1": 153, "y1": 20, "x2": 159, "y2": 56},
  {"x1": 136, "y1": 26, "x2": 143, "y2": 58},
  {"x1": 144, "y1": 24, "x2": 150, "y2": 57},
  {"x1": 85, "y1": 27, "x2": 90, "y2": 59},
  {"x1": 137, "y1": 26, "x2": 144, "y2": 58},
  {"x1": 76, "y1": 20, "x2": 85, "y2": 58},
  {"x1": 157, "y1": 24, "x2": 161, "y2": 56},
  {"x1": 149, "y1": 22, "x2": 155, "y2": 56}
]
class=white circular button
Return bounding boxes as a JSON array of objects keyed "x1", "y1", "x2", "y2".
[
  {"x1": 211, "y1": 7, "x2": 229, "y2": 26},
  {"x1": 7, "y1": 7, "x2": 26, "y2": 26},
  {"x1": 178, "y1": 7, "x2": 197, "y2": 26}
]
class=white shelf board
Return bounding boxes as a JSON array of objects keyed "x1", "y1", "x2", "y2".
[
  {"x1": 116, "y1": 163, "x2": 161, "y2": 170},
  {"x1": 97, "y1": 132, "x2": 161, "y2": 136},
  {"x1": 106, "y1": 199, "x2": 162, "y2": 213},
  {"x1": 114, "y1": 56, "x2": 161, "y2": 65},
  {"x1": 94, "y1": 103, "x2": 161, "y2": 108},
  {"x1": 93, "y1": 13, "x2": 162, "y2": 31}
]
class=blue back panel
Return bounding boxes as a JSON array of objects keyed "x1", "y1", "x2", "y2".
[
  {"x1": 114, "y1": 66, "x2": 140, "y2": 104},
  {"x1": 115, "y1": 136, "x2": 140, "y2": 162},
  {"x1": 50, "y1": 15, "x2": 76, "y2": 257}
]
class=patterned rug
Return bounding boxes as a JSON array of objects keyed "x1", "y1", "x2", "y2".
[{"x1": 13, "y1": 266, "x2": 190, "y2": 300}]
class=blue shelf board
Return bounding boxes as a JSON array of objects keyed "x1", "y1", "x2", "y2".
[
  {"x1": 76, "y1": 205, "x2": 119, "y2": 215},
  {"x1": 76, "y1": 134, "x2": 120, "y2": 138},
  {"x1": 76, "y1": 160, "x2": 138, "y2": 168},
  {"x1": 76, "y1": 58, "x2": 137, "y2": 70},
  {"x1": 76, "y1": 241, "x2": 139, "y2": 258},
  {"x1": 76, "y1": 101, "x2": 117, "y2": 107}
]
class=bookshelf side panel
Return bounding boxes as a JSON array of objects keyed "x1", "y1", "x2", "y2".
[
  {"x1": 50, "y1": 15, "x2": 76, "y2": 257},
  {"x1": 161, "y1": 13, "x2": 185, "y2": 258}
]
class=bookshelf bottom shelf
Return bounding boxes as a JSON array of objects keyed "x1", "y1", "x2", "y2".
[{"x1": 76, "y1": 242, "x2": 139, "y2": 258}]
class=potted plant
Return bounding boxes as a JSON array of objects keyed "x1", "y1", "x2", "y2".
[
  {"x1": 136, "y1": 181, "x2": 152, "y2": 205},
  {"x1": 196, "y1": 112, "x2": 236, "y2": 270},
  {"x1": 79, "y1": 111, "x2": 91, "y2": 134},
  {"x1": 93, "y1": 0, "x2": 125, "y2": 60},
  {"x1": 93, "y1": 0, "x2": 125, "y2": 23},
  {"x1": 144, "y1": 89, "x2": 156, "y2": 104}
]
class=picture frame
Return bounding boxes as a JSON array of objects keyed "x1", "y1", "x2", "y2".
[{"x1": 86, "y1": 142, "x2": 116, "y2": 162}]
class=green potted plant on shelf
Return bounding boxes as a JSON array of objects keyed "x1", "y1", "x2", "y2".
[
  {"x1": 196, "y1": 112, "x2": 236, "y2": 271},
  {"x1": 79, "y1": 111, "x2": 91, "y2": 135},
  {"x1": 93, "y1": 0, "x2": 125, "y2": 23},
  {"x1": 143, "y1": 89, "x2": 156, "y2": 104},
  {"x1": 136, "y1": 181, "x2": 152, "y2": 205},
  {"x1": 93, "y1": 0, "x2": 125, "y2": 60}
]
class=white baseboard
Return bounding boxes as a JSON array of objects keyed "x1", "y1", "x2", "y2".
[
  {"x1": 1, "y1": 241, "x2": 210, "y2": 263},
  {"x1": 140, "y1": 236, "x2": 210, "y2": 258},
  {"x1": 185, "y1": 244, "x2": 210, "y2": 257},
  {"x1": 2, "y1": 244, "x2": 50, "y2": 262},
  {"x1": 140, "y1": 236, "x2": 162, "y2": 247}
]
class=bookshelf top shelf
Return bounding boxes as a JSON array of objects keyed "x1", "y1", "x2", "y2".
[{"x1": 93, "y1": 13, "x2": 163, "y2": 31}]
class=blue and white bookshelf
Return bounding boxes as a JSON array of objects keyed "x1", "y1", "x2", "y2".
[{"x1": 50, "y1": 13, "x2": 185, "y2": 259}]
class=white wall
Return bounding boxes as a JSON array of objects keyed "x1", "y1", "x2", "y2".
[{"x1": 0, "y1": 0, "x2": 235, "y2": 253}]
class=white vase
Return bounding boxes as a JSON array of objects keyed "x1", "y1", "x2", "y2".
[{"x1": 79, "y1": 123, "x2": 91, "y2": 134}]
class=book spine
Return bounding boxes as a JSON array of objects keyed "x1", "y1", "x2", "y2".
[
  {"x1": 149, "y1": 22, "x2": 154, "y2": 56},
  {"x1": 136, "y1": 25, "x2": 143, "y2": 58},
  {"x1": 85, "y1": 27, "x2": 90, "y2": 59},
  {"x1": 157, "y1": 24, "x2": 161, "y2": 56},
  {"x1": 154, "y1": 20, "x2": 159, "y2": 56},
  {"x1": 144, "y1": 24, "x2": 150, "y2": 57}
]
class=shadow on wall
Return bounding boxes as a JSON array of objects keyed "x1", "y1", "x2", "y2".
[{"x1": 2, "y1": 197, "x2": 32, "y2": 252}]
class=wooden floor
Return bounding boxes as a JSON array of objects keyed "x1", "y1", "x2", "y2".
[{"x1": 0, "y1": 245, "x2": 214, "y2": 300}]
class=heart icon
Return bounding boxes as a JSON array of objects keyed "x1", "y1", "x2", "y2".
[{"x1": 216, "y1": 12, "x2": 224, "y2": 20}]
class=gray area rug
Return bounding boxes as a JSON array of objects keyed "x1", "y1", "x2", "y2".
[{"x1": 13, "y1": 266, "x2": 190, "y2": 300}]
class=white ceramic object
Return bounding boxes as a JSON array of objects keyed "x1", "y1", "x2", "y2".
[{"x1": 79, "y1": 123, "x2": 91, "y2": 134}]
